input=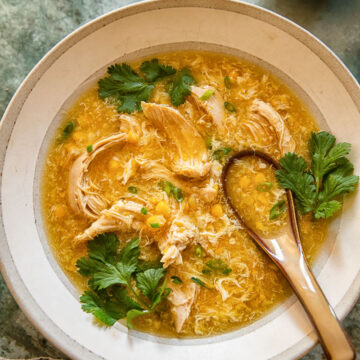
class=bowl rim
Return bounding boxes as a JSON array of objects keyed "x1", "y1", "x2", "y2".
[{"x1": 1, "y1": 1, "x2": 360, "y2": 359}]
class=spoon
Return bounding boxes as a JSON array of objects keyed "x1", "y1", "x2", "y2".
[{"x1": 222, "y1": 150, "x2": 355, "y2": 360}]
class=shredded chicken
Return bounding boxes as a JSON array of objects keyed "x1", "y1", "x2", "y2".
[
  {"x1": 68, "y1": 133, "x2": 128, "y2": 219},
  {"x1": 74, "y1": 199, "x2": 145, "y2": 243},
  {"x1": 141, "y1": 102, "x2": 211, "y2": 178},
  {"x1": 168, "y1": 280, "x2": 198, "y2": 332},
  {"x1": 250, "y1": 99, "x2": 295, "y2": 154},
  {"x1": 214, "y1": 277, "x2": 241, "y2": 301},
  {"x1": 191, "y1": 85, "x2": 225, "y2": 129},
  {"x1": 140, "y1": 160, "x2": 217, "y2": 202},
  {"x1": 157, "y1": 215, "x2": 199, "y2": 268}
]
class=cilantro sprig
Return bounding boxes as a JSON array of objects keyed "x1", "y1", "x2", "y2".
[
  {"x1": 76, "y1": 234, "x2": 171, "y2": 328},
  {"x1": 98, "y1": 64, "x2": 154, "y2": 113},
  {"x1": 98, "y1": 59, "x2": 194, "y2": 113},
  {"x1": 276, "y1": 131, "x2": 358, "y2": 219}
]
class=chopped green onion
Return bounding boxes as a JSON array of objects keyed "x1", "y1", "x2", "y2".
[
  {"x1": 163, "y1": 288, "x2": 172, "y2": 298},
  {"x1": 222, "y1": 268, "x2": 232, "y2": 275},
  {"x1": 191, "y1": 277, "x2": 210, "y2": 289},
  {"x1": 141, "y1": 207, "x2": 148, "y2": 215},
  {"x1": 159, "y1": 180, "x2": 184, "y2": 202},
  {"x1": 150, "y1": 223, "x2": 160, "y2": 228},
  {"x1": 173, "y1": 187, "x2": 184, "y2": 202},
  {"x1": 205, "y1": 259, "x2": 232, "y2": 276},
  {"x1": 128, "y1": 186, "x2": 138, "y2": 194},
  {"x1": 224, "y1": 76, "x2": 231, "y2": 89},
  {"x1": 202, "y1": 268, "x2": 212, "y2": 275},
  {"x1": 205, "y1": 137, "x2": 212, "y2": 150},
  {"x1": 158, "y1": 180, "x2": 174, "y2": 195},
  {"x1": 206, "y1": 259, "x2": 228, "y2": 271},
  {"x1": 58, "y1": 120, "x2": 76, "y2": 142},
  {"x1": 195, "y1": 245, "x2": 203, "y2": 258},
  {"x1": 269, "y1": 200, "x2": 286, "y2": 220},
  {"x1": 87, "y1": 144, "x2": 93, "y2": 153},
  {"x1": 256, "y1": 182, "x2": 273, "y2": 192},
  {"x1": 212, "y1": 147, "x2": 232, "y2": 161},
  {"x1": 224, "y1": 102, "x2": 236, "y2": 112},
  {"x1": 200, "y1": 88, "x2": 216, "y2": 101},
  {"x1": 171, "y1": 276, "x2": 183, "y2": 285}
]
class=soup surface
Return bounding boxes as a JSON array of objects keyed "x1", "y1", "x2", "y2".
[{"x1": 42, "y1": 51, "x2": 328, "y2": 337}]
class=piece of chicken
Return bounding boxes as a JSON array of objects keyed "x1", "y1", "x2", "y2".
[
  {"x1": 68, "y1": 133, "x2": 128, "y2": 219},
  {"x1": 140, "y1": 160, "x2": 217, "y2": 202},
  {"x1": 141, "y1": 102, "x2": 211, "y2": 178},
  {"x1": 74, "y1": 199, "x2": 145, "y2": 243},
  {"x1": 158, "y1": 215, "x2": 199, "y2": 268},
  {"x1": 250, "y1": 99, "x2": 295, "y2": 155},
  {"x1": 168, "y1": 279, "x2": 198, "y2": 332},
  {"x1": 191, "y1": 85, "x2": 225, "y2": 128}
]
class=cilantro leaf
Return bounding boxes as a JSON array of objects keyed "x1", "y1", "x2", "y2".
[
  {"x1": 140, "y1": 59, "x2": 176, "y2": 82},
  {"x1": 136, "y1": 268, "x2": 165, "y2": 302},
  {"x1": 112, "y1": 287, "x2": 142, "y2": 311},
  {"x1": 151, "y1": 280, "x2": 172, "y2": 310},
  {"x1": 80, "y1": 290, "x2": 125, "y2": 326},
  {"x1": 276, "y1": 153, "x2": 316, "y2": 213},
  {"x1": 191, "y1": 277, "x2": 210, "y2": 289},
  {"x1": 136, "y1": 259, "x2": 163, "y2": 272},
  {"x1": 91, "y1": 263, "x2": 130, "y2": 289},
  {"x1": 309, "y1": 131, "x2": 351, "y2": 193},
  {"x1": 118, "y1": 237, "x2": 140, "y2": 267},
  {"x1": 87, "y1": 233, "x2": 119, "y2": 264},
  {"x1": 79, "y1": 237, "x2": 140, "y2": 290},
  {"x1": 98, "y1": 63, "x2": 154, "y2": 113},
  {"x1": 167, "y1": 68, "x2": 194, "y2": 106},
  {"x1": 319, "y1": 172, "x2": 359, "y2": 203},
  {"x1": 314, "y1": 200, "x2": 342, "y2": 219},
  {"x1": 118, "y1": 87, "x2": 154, "y2": 113},
  {"x1": 76, "y1": 233, "x2": 119, "y2": 277}
]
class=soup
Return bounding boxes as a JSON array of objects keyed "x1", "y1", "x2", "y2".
[{"x1": 42, "y1": 51, "x2": 330, "y2": 337}]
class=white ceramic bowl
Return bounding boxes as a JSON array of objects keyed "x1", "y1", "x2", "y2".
[{"x1": 1, "y1": 1, "x2": 360, "y2": 359}]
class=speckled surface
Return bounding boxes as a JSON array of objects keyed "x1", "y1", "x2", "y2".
[{"x1": 0, "y1": 0, "x2": 359, "y2": 359}]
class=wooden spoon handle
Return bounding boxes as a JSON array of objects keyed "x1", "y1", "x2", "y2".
[{"x1": 278, "y1": 250, "x2": 355, "y2": 360}]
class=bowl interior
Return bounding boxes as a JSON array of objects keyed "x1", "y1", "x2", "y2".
[{"x1": 1, "y1": 2, "x2": 360, "y2": 360}]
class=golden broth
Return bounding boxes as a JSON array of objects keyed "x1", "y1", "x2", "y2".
[{"x1": 42, "y1": 51, "x2": 328, "y2": 337}]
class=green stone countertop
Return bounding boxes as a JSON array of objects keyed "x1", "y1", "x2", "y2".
[{"x1": 0, "y1": 0, "x2": 359, "y2": 359}]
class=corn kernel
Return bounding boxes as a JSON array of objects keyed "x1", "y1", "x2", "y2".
[
  {"x1": 108, "y1": 158, "x2": 120, "y2": 171},
  {"x1": 257, "y1": 194, "x2": 268, "y2": 205},
  {"x1": 150, "y1": 197, "x2": 160, "y2": 204},
  {"x1": 211, "y1": 204, "x2": 223, "y2": 218},
  {"x1": 53, "y1": 205, "x2": 67, "y2": 218},
  {"x1": 155, "y1": 200, "x2": 170, "y2": 218},
  {"x1": 188, "y1": 196, "x2": 197, "y2": 209},
  {"x1": 128, "y1": 130, "x2": 139, "y2": 144},
  {"x1": 255, "y1": 173, "x2": 266, "y2": 184},
  {"x1": 147, "y1": 215, "x2": 166, "y2": 228},
  {"x1": 239, "y1": 176, "x2": 251, "y2": 188},
  {"x1": 256, "y1": 221, "x2": 264, "y2": 231}
]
